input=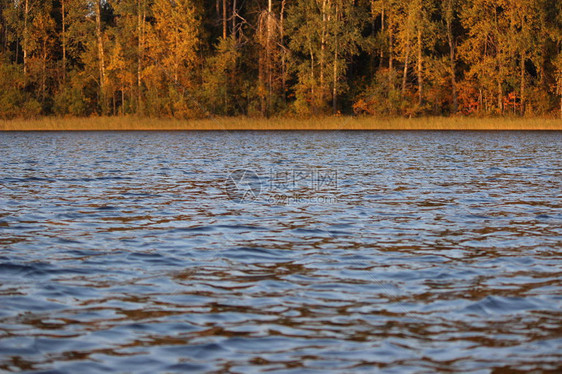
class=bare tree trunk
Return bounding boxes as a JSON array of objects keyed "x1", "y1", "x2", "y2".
[
  {"x1": 558, "y1": 70, "x2": 562, "y2": 120},
  {"x1": 310, "y1": 42, "x2": 315, "y2": 113},
  {"x1": 137, "y1": 0, "x2": 145, "y2": 114},
  {"x1": 332, "y1": 4, "x2": 338, "y2": 114},
  {"x1": 62, "y1": 0, "x2": 66, "y2": 83},
  {"x1": 23, "y1": 0, "x2": 29, "y2": 79},
  {"x1": 232, "y1": 0, "x2": 237, "y2": 41},
  {"x1": 520, "y1": 53, "x2": 525, "y2": 116},
  {"x1": 495, "y1": 8, "x2": 503, "y2": 115},
  {"x1": 222, "y1": 0, "x2": 227, "y2": 39},
  {"x1": 257, "y1": 0, "x2": 275, "y2": 117},
  {"x1": 379, "y1": 3, "x2": 385, "y2": 69},
  {"x1": 0, "y1": 2, "x2": 4, "y2": 54},
  {"x1": 95, "y1": 0, "x2": 106, "y2": 113},
  {"x1": 320, "y1": 0, "x2": 326, "y2": 102},
  {"x1": 446, "y1": 0, "x2": 457, "y2": 113},
  {"x1": 478, "y1": 88, "x2": 483, "y2": 114},
  {"x1": 497, "y1": 78, "x2": 503, "y2": 114},
  {"x1": 333, "y1": 48, "x2": 337, "y2": 114},
  {"x1": 388, "y1": 26, "x2": 393, "y2": 87},
  {"x1": 280, "y1": 0, "x2": 286, "y2": 103},
  {"x1": 558, "y1": 41, "x2": 562, "y2": 119},
  {"x1": 417, "y1": 28, "x2": 423, "y2": 106},
  {"x1": 137, "y1": 0, "x2": 142, "y2": 114},
  {"x1": 259, "y1": 57, "x2": 265, "y2": 115},
  {"x1": 266, "y1": 0, "x2": 273, "y2": 116},
  {"x1": 402, "y1": 41, "x2": 410, "y2": 94},
  {"x1": 42, "y1": 40, "x2": 47, "y2": 103},
  {"x1": 216, "y1": 0, "x2": 220, "y2": 25},
  {"x1": 387, "y1": 3, "x2": 395, "y2": 88}
]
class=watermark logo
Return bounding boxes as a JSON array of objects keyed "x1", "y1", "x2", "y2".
[
  {"x1": 224, "y1": 169, "x2": 262, "y2": 202},
  {"x1": 224, "y1": 168, "x2": 338, "y2": 205},
  {"x1": 268, "y1": 168, "x2": 338, "y2": 191}
]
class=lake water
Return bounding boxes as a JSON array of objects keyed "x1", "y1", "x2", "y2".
[{"x1": 0, "y1": 131, "x2": 561, "y2": 373}]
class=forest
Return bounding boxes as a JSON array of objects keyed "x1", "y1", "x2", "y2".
[{"x1": 0, "y1": 0, "x2": 561, "y2": 119}]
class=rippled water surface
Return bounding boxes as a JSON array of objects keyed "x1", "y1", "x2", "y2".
[{"x1": 0, "y1": 131, "x2": 561, "y2": 373}]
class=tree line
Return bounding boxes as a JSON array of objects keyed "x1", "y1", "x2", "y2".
[{"x1": 1, "y1": 0, "x2": 561, "y2": 119}]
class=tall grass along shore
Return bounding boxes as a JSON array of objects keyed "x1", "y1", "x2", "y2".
[{"x1": 1, "y1": 117, "x2": 561, "y2": 131}]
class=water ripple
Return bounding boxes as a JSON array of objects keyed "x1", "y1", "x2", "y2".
[{"x1": 0, "y1": 131, "x2": 561, "y2": 373}]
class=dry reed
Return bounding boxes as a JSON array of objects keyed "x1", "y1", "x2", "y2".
[{"x1": 1, "y1": 116, "x2": 561, "y2": 131}]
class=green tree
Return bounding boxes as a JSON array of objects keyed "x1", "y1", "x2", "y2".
[
  {"x1": 395, "y1": 0, "x2": 437, "y2": 108},
  {"x1": 287, "y1": 0, "x2": 364, "y2": 115}
]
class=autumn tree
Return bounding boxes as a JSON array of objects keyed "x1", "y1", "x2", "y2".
[
  {"x1": 145, "y1": 0, "x2": 200, "y2": 117},
  {"x1": 27, "y1": 2, "x2": 55, "y2": 106},
  {"x1": 202, "y1": 36, "x2": 241, "y2": 115},
  {"x1": 0, "y1": 0, "x2": 43, "y2": 117},
  {"x1": 104, "y1": 0, "x2": 150, "y2": 115},
  {"x1": 553, "y1": 0, "x2": 562, "y2": 118},
  {"x1": 443, "y1": 0, "x2": 463, "y2": 113},
  {"x1": 370, "y1": 0, "x2": 403, "y2": 86},
  {"x1": 287, "y1": 0, "x2": 364, "y2": 115},
  {"x1": 0, "y1": 0, "x2": 8, "y2": 56},
  {"x1": 460, "y1": 0, "x2": 508, "y2": 114},
  {"x1": 1, "y1": 0, "x2": 37, "y2": 78},
  {"x1": 257, "y1": 0, "x2": 284, "y2": 116},
  {"x1": 1, "y1": 0, "x2": 562, "y2": 118},
  {"x1": 504, "y1": 0, "x2": 545, "y2": 115}
]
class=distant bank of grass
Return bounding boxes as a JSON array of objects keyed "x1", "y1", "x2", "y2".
[{"x1": 1, "y1": 116, "x2": 561, "y2": 131}]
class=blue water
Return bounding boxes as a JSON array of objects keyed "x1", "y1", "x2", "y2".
[{"x1": 0, "y1": 131, "x2": 561, "y2": 373}]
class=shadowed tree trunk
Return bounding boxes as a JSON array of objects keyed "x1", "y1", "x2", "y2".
[
  {"x1": 380, "y1": 3, "x2": 385, "y2": 69},
  {"x1": 95, "y1": 0, "x2": 106, "y2": 113},
  {"x1": 280, "y1": 0, "x2": 286, "y2": 103},
  {"x1": 497, "y1": 71, "x2": 503, "y2": 114},
  {"x1": 402, "y1": 41, "x2": 410, "y2": 95},
  {"x1": 320, "y1": 0, "x2": 326, "y2": 102},
  {"x1": 23, "y1": 0, "x2": 29, "y2": 79},
  {"x1": 445, "y1": 0, "x2": 457, "y2": 113},
  {"x1": 417, "y1": 28, "x2": 422, "y2": 106},
  {"x1": 232, "y1": 0, "x2": 236, "y2": 33},
  {"x1": 332, "y1": 3, "x2": 338, "y2": 114},
  {"x1": 61, "y1": 0, "x2": 66, "y2": 83},
  {"x1": 223, "y1": 0, "x2": 227, "y2": 39},
  {"x1": 258, "y1": 0, "x2": 278, "y2": 116},
  {"x1": 42, "y1": 36, "x2": 47, "y2": 102},
  {"x1": 520, "y1": 53, "x2": 525, "y2": 116},
  {"x1": 0, "y1": 2, "x2": 3, "y2": 53},
  {"x1": 388, "y1": 24, "x2": 393, "y2": 86},
  {"x1": 137, "y1": 0, "x2": 145, "y2": 115}
]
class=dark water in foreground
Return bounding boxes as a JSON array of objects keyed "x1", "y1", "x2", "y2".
[{"x1": 0, "y1": 131, "x2": 561, "y2": 373}]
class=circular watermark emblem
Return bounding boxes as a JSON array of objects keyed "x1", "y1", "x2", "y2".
[{"x1": 224, "y1": 169, "x2": 262, "y2": 202}]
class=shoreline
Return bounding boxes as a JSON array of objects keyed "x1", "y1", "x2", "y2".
[{"x1": 1, "y1": 116, "x2": 561, "y2": 131}]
